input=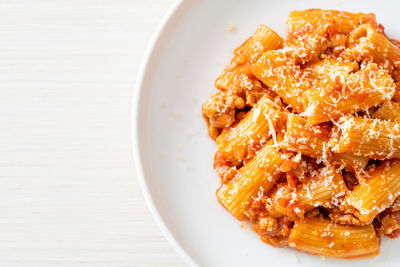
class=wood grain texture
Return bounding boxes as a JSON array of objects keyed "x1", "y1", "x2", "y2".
[{"x1": 0, "y1": 0, "x2": 186, "y2": 266}]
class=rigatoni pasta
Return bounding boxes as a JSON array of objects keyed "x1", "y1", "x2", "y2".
[
  {"x1": 215, "y1": 25, "x2": 283, "y2": 90},
  {"x1": 287, "y1": 10, "x2": 377, "y2": 36},
  {"x1": 372, "y1": 101, "x2": 400, "y2": 121},
  {"x1": 298, "y1": 165, "x2": 348, "y2": 210},
  {"x1": 216, "y1": 94, "x2": 286, "y2": 165},
  {"x1": 344, "y1": 160, "x2": 400, "y2": 223},
  {"x1": 216, "y1": 141, "x2": 292, "y2": 220},
  {"x1": 202, "y1": 9, "x2": 400, "y2": 259},
  {"x1": 329, "y1": 116, "x2": 400, "y2": 160},
  {"x1": 288, "y1": 217, "x2": 379, "y2": 259},
  {"x1": 303, "y1": 57, "x2": 359, "y2": 80},
  {"x1": 251, "y1": 50, "x2": 312, "y2": 112},
  {"x1": 280, "y1": 114, "x2": 368, "y2": 171},
  {"x1": 270, "y1": 165, "x2": 348, "y2": 220},
  {"x1": 302, "y1": 63, "x2": 395, "y2": 125},
  {"x1": 343, "y1": 23, "x2": 400, "y2": 66}
]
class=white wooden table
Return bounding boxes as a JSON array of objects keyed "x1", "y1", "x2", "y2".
[{"x1": 0, "y1": 0, "x2": 186, "y2": 265}]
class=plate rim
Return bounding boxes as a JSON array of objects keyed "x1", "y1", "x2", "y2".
[{"x1": 131, "y1": 0, "x2": 198, "y2": 266}]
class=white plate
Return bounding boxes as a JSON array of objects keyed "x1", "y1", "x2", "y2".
[{"x1": 133, "y1": 0, "x2": 400, "y2": 266}]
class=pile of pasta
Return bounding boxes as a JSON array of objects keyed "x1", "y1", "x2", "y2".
[{"x1": 202, "y1": 9, "x2": 400, "y2": 259}]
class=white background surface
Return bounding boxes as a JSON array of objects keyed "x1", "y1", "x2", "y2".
[{"x1": 0, "y1": 0, "x2": 185, "y2": 266}]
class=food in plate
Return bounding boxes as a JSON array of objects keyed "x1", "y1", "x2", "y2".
[{"x1": 202, "y1": 9, "x2": 400, "y2": 259}]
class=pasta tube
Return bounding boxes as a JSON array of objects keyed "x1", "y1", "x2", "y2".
[
  {"x1": 286, "y1": 11, "x2": 376, "y2": 64},
  {"x1": 302, "y1": 63, "x2": 395, "y2": 125},
  {"x1": 287, "y1": 10, "x2": 376, "y2": 35},
  {"x1": 215, "y1": 65, "x2": 251, "y2": 91},
  {"x1": 345, "y1": 159, "x2": 400, "y2": 223},
  {"x1": 288, "y1": 217, "x2": 379, "y2": 259},
  {"x1": 298, "y1": 165, "x2": 348, "y2": 209},
  {"x1": 272, "y1": 165, "x2": 347, "y2": 220},
  {"x1": 372, "y1": 101, "x2": 400, "y2": 121},
  {"x1": 215, "y1": 25, "x2": 283, "y2": 90},
  {"x1": 329, "y1": 116, "x2": 400, "y2": 160},
  {"x1": 217, "y1": 142, "x2": 291, "y2": 220},
  {"x1": 343, "y1": 24, "x2": 400, "y2": 66},
  {"x1": 303, "y1": 57, "x2": 359, "y2": 81},
  {"x1": 280, "y1": 114, "x2": 368, "y2": 171},
  {"x1": 252, "y1": 50, "x2": 313, "y2": 112},
  {"x1": 216, "y1": 94, "x2": 285, "y2": 165}
]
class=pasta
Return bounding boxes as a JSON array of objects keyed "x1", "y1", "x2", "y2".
[
  {"x1": 344, "y1": 160, "x2": 400, "y2": 223},
  {"x1": 286, "y1": 10, "x2": 377, "y2": 64},
  {"x1": 303, "y1": 57, "x2": 359, "y2": 80},
  {"x1": 252, "y1": 50, "x2": 313, "y2": 112},
  {"x1": 329, "y1": 116, "x2": 400, "y2": 160},
  {"x1": 297, "y1": 165, "x2": 348, "y2": 210},
  {"x1": 216, "y1": 141, "x2": 293, "y2": 220},
  {"x1": 271, "y1": 165, "x2": 348, "y2": 220},
  {"x1": 202, "y1": 9, "x2": 400, "y2": 259},
  {"x1": 288, "y1": 217, "x2": 379, "y2": 258},
  {"x1": 343, "y1": 24, "x2": 400, "y2": 67},
  {"x1": 215, "y1": 25, "x2": 283, "y2": 90},
  {"x1": 372, "y1": 101, "x2": 400, "y2": 120},
  {"x1": 202, "y1": 26, "x2": 282, "y2": 140},
  {"x1": 280, "y1": 114, "x2": 368, "y2": 171},
  {"x1": 287, "y1": 10, "x2": 377, "y2": 36},
  {"x1": 216, "y1": 94, "x2": 286, "y2": 165},
  {"x1": 302, "y1": 63, "x2": 395, "y2": 125}
]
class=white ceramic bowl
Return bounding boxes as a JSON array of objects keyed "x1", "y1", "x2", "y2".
[{"x1": 133, "y1": 0, "x2": 400, "y2": 266}]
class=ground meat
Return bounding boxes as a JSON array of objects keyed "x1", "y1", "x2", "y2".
[
  {"x1": 245, "y1": 194, "x2": 270, "y2": 223},
  {"x1": 272, "y1": 183, "x2": 304, "y2": 221},
  {"x1": 258, "y1": 217, "x2": 279, "y2": 232},
  {"x1": 256, "y1": 215, "x2": 293, "y2": 248},
  {"x1": 380, "y1": 213, "x2": 400, "y2": 238},
  {"x1": 202, "y1": 67, "x2": 272, "y2": 140},
  {"x1": 244, "y1": 141, "x2": 264, "y2": 163},
  {"x1": 213, "y1": 151, "x2": 237, "y2": 184},
  {"x1": 202, "y1": 90, "x2": 245, "y2": 137},
  {"x1": 235, "y1": 111, "x2": 247, "y2": 121},
  {"x1": 243, "y1": 80, "x2": 269, "y2": 106},
  {"x1": 329, "y1": 208, "x2": 364, "y2": 226},
  {"x1": 327, "y1": 33, "x2": 347, "y2": 56},
  {"x1": 375, "y1": 196, "x2": 400, "y2": 238}
]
